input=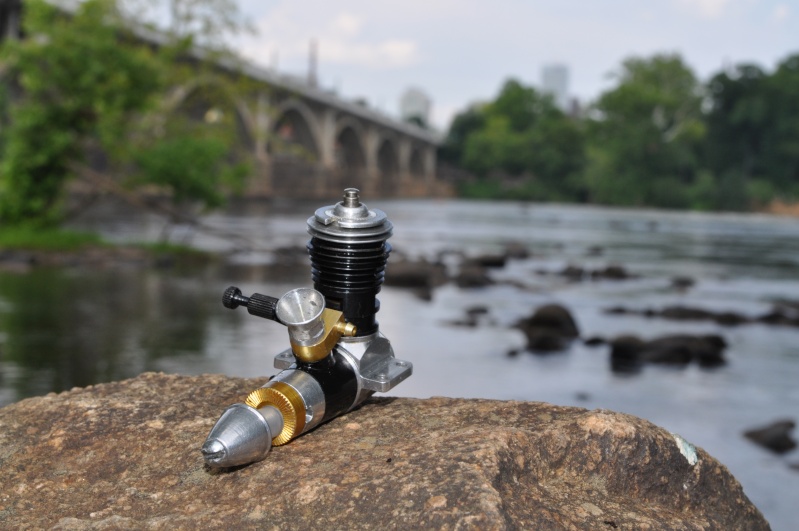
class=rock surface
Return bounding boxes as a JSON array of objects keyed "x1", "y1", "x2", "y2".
[{"x1": 0, "y1": 372, "x2": 769, "y2": 530}]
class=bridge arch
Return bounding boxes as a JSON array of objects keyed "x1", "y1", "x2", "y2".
[
  {"x1": 271, "y1": 99, "x2": 322, "y2": 161},
  {"x1": 334, "y1": 118, "x2": 367, "y2": 170},
  {"x1": 377, "y1": 139, "x2": 399, "y2": 176},
  {"x1": 167, "y1": 78, "x2": 255, "y2": 147},
  {"x1": 408, "y1": 146, "x2": 425, "y2": 178}
]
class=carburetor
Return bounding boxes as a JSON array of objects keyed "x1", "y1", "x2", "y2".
[{"x1": 202, "y1": 188, "x2": 412, "y2": 468}]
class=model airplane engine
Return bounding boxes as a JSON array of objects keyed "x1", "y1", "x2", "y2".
[{"x1": 202, "y1": 188, "x2": 412, "y2": 468}]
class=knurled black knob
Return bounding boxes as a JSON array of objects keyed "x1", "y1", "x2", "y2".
[
  {"x1": 223, "y1": 286, "x2": 246, "y2": 309},
  {"x1": 246, "y1": 293, "x2": 279, "y2": 321},
  {"x1": 222, "y1": 286, "x2": 279, "y2": 321}
]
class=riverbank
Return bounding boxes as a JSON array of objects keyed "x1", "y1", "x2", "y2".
[
  {"x1": 767, "y1": 199, "x2": 799, "y2": 217},
  {"x1": 0, "y1": 227, "x2": 215, "y2": 273}
]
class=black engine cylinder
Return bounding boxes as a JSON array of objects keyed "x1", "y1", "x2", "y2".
[
  {"x1": 307, "y1": 237, "x2": 391, "y2": 336},
  {"x1": 305, "y1": 188, "x2": 393, "y2": 337}
]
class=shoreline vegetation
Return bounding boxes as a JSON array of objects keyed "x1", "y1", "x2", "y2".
[
  {"x1": 442, "y1": 53, "x2": 799, "y2": 213},
  {"x1": 0, "y1": 226, "x2": 105, "y2": 252},
  {"x1": 0, "y1": 226, "x2": 212, "y2": 272},
  {"x1": 1, "y1": 194, "x2": 797, "y2": 271},
  {"x1": 452, "y1": 184, "x2": 799, "y2": 218}
]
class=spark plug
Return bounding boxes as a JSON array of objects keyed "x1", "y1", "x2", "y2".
[{"x1": 202, "y1": 189, "x2": 412, "y2": 468}]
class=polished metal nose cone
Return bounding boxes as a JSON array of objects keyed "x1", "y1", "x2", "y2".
[
  {"x1": 201, "y1": 438, "x2": 227, "y2": 462},
  {"x1": 202, "y1": 403, "x2": 274, "y2": 468}
]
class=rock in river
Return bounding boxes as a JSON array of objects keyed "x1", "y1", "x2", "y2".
[
  {"x1": 609, "y1": 334, "x2": 727, "y2": 374},
  {"x1": 0, "y1": 373, "x2": 769, "y2": 529},
  {"x1": 556, "y1": 264, "x2": 637, "y2": 281},
  {"x1": 384, "y1": 258, "x2": 447, "y2": 299},
  {"x1": 744, "y1": 419, "x2": 797, "y2": 454},
  {"x1": 454, "y1": 263, "x2": 495, "y2": 288},
  {"x1": 514, "y1": 303, "x2": 580, "y2": 352}
]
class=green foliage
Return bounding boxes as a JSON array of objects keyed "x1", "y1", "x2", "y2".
[
  {"x1": 585, "y1": 54, "x2": 705, "y2": 208},
  {"x1": 761, "y1": 54, "x2": 799, "y2": 198},
  {"x1": 746, "y1": 179, "x2": 779, "y2": 208},
  {"x1": 0, "y1": 0, "x2": 253, "y2": 227},
  {"x1": 0, "y1": 227, "x2": 105, "y2": 251},
  {"x1": 439, "y1": 105, "x2": 485, "y2": 165},
  {"x1": 462, "y1": 115, "x2": 523, "y2": 176},
  {"x1": 0, "y1": 0, "x2": 163, "y2": 224},
  {"x1": 444, "y1": 79, "x2": 586, "y2": 201},
  {"x1": 133, "y1": 136, "x2": 248, "y2": 208},
  {"x1": 704, "y1": 64, "x2": 767, "y2": 178},
  {"x1": 702, "y1": 54, "x2": 799, "y2": 206},
  {"x1": 446, "y1": 50, "x2": 799, "y2": 211}
]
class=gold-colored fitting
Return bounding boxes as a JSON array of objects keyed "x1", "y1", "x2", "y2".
[
  {"x1": 245, "y1": 381, "x2": 306, "y2": 445},
  {"x1": 290, "y1": 308, "x2": 357, "y2": 363}
]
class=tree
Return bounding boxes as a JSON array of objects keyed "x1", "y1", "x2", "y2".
[
  {"x1": 439, "y1": 105, "x2": 485, "y2": 166},
  {"x1": 0, "y1": 0, "x2": 251, "y2": 226},
  {"x1": 705, "y1": 64, "x2": 767, "y2": 176},
  {"x1": 444, "y1": 79, "x2": 586, "y2": 201},
  {"x1": 703, "y1": 54, "x2": 799, "y2": 208},
  {"x1": 586, "y1": 54, "x2": 705, "y2": 208},
  {"x1": 761, "y1": 54, "x2": 799, "y2": 199},
  {"x1": 703, "y1": 64, "x2": 771, "y2": 208}
]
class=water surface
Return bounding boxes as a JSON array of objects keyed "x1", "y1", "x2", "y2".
[{"x1": 1, "y1": 198, "x2": 798, "y2": 528}]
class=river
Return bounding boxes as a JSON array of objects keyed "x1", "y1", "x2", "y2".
[{"x1": 1, "y1": 197, "x2": 798, "y2": 529}]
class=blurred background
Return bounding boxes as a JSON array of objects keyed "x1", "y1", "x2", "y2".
[{"x1": 0, "y1": 0, "x2": 797, "y2": 528}]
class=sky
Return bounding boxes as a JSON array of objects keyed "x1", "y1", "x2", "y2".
[{"x1": 230, "y1": 0, "x2": 797, "y2": 130}]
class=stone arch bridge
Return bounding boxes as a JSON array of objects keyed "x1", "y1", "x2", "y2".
[
  {"x1": 0, "y1": 0, "x2": 445, "y2": 200},
  {"x1": 235, "y1": 68, "x2": 444, "y2": 199}
]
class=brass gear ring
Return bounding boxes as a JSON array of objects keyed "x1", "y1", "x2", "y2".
[{"x1": 245, "y1": 382, "x2": 306, "y2": 445}]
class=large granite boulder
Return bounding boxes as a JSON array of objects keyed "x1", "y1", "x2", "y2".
[{"x1": 0, "y1": 372, "x2": 768, "y2": 530}]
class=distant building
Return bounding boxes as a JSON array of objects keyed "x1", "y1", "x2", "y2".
[
  {"x1": 568, "y1": 96, "x2": 583, "y2": 119},
  {"x1": 541, "y1": 64, "x2": 569, "y2": 112},
  {"x1": 400, "y1": 87, "x2": 432, "y2": 128}
]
